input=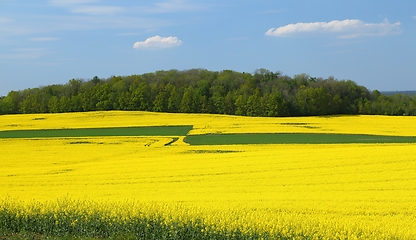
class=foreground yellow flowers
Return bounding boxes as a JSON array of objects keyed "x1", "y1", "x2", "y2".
[{"x1": 1, "y1": 111, "x2": 416, "y2": 238}]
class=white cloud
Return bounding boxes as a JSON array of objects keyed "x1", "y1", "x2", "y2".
[
  {"x1": 133, "y1": 35, "x2": 182, "y2": 49},
  {"x1": 2, "y1": 1, "x2": 199, "y2": 38},
  {"x1": 49, "y1": 0, "x2": 99, "y2": 7},
  {"x1": 28, "y1": 37, "x2": 59, "y2": 42},
  {"x1": 0, "y1": 17, "x2": 13, "y2": 23},
  {"x1": 0, "y1": 18, "x2": 40, "y2": 36},
  {"x1": 266, "y1": 19, "x2": 401, "y2": 38},
  {"x1": 50, "y1": 0, "x2": 207, "y2": 13},
  {"x1": 71, "y1": 5, "x2": 123, "y2": 15}
]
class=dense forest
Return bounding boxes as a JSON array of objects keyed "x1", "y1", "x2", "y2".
[{"x1": 0, "y1": 69, "x2": 415, "y2": 116}]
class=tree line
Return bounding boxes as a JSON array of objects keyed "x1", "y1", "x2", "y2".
[{"x1": 1, "y1": 69, "x2": 415, "y2": 116}]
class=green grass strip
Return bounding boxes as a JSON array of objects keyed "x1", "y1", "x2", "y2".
[
  {"x1": 184, "y1": 133, "x2": 416, "y2": 145},
  {"x1": 0, "y1": 125, "x2": 193, "y2": 138}
]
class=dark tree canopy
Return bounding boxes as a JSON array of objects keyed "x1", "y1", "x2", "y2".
[{"x1": 1, "y1": 69, "x2": 415, "y2": 116}]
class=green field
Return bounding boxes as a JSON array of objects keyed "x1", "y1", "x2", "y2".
[
  {"x1": 184, "y1": 133, "x2": 416, "y2": 145},
  {"x1": 0, "y1": 125, "x2": 193, "y2": 138}
]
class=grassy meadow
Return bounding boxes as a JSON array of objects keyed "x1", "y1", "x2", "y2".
[{"x1": 1, "y1": 111, "x2": 416, "y2": 239}]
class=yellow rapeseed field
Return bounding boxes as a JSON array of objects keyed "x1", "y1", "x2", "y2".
[{"x1": 1, "y1": 111, "x2": 416, "y2": 238}]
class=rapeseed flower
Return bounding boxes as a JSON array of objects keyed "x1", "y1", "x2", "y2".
[{"x1": 0, "y1": 111, "x2": 415, "y2": 238}]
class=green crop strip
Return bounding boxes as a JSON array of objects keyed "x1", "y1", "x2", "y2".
[
  {"x1": 184, "y1": 133, "x2": 416, "y2": 145},
  {"x1": 0, "y1": 125, "x2": 193, "y2": 138}
]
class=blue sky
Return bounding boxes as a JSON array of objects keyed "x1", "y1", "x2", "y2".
[{"x1": 1, "y1": 0, "x2": 415, "y2": 96}]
